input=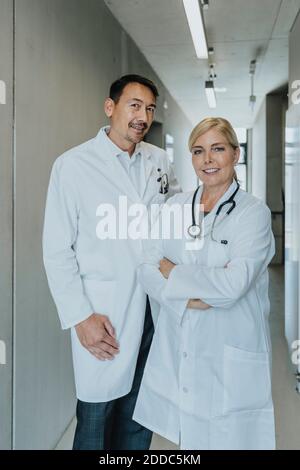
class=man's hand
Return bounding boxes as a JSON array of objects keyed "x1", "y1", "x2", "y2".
[
  {"x1": 187, "y1": 299, "x2": 211, "y2": 310},
  {"x1": 75, "y1": 313, "x2": 119, "y2": 361},
  {"x1": 159, "y1": 258, "x2": 176, "y2": 279}
]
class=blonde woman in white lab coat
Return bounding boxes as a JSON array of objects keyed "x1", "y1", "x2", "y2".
[{"x1": 133, "y1": 117, "x2": 276, "y2": 450}]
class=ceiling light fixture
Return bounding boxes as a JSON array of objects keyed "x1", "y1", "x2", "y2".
[
  {"x1": 208, "y1": 64, "x2": 217, "y2": 80},
  {"x1": 200, "y1": 0, "x2": 210, "y2": 9},
  {"x1": 249, "y1": 59, "x2": 257, "y2": 110},
  {"x1": 183, "y1": 0, "x2": 208, "y2": 59},
  {"x1": 205, "y1": 80, "x2": 217, "y2": 108}
]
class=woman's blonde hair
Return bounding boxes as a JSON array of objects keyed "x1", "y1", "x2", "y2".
[{"x1": 189, "y1": 117, "x2": 240, "y2": 182}]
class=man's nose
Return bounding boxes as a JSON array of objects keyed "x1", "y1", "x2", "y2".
[{"x1": 137, "y1": 106, "x2": 148, "y2": 123}]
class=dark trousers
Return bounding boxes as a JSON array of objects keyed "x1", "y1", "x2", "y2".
[{"x1": 73, "y1": 297, "x2": 154, "y2": 450}]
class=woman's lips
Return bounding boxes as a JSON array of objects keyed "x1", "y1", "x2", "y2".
[{"x1": 202, "y1": 168, "x2": 220, "y2": 174}]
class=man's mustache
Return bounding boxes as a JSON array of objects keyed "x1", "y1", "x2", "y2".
[{"x1": 129, "y1": 121, "x2": 148, "y2": 130}]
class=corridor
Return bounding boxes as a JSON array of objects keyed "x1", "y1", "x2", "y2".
[{"x1": 1, "y1": 0, "x2": 300, "y2": 451}]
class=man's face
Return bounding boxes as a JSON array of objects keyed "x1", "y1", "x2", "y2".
[{"x1": 104, "y1": 82, "x2": 156, "y2": 149}]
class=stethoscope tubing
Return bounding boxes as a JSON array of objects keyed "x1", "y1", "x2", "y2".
[{"x1": 188, "y1": 182, "x2": 240, "y2": 241}]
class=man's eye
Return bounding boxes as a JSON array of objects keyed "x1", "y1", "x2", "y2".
[
  {"x1": 131, "y1": 103, "x2": 140, "y2": 109},
  {"x1": 147, "y1": 107, "x2": 155, "y2": 113}
]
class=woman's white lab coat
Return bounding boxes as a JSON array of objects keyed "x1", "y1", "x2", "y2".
[{"x1": 133, "y1": 180, "x2": 276, "y2": 450}]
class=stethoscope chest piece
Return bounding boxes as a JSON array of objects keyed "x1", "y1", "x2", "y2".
[{"x1": 187, "y1": 224, "x2": 201, "y2": 239}]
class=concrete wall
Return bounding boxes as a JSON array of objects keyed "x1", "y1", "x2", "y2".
[
  {"x1": 8, "y1": 0, "x2": 193, "y2": 449},
  {"x1": 289, "y1": 8, "x2": 300, "y2": 108},
  {"x1": 163, "y1": 91, "x2": 197, "y2": 191},
  {"x1": 266, "y1": 93, "x2": 288, "y2": 264},
  {"x1": 251, "y1": 99, "x2": 267, "y2": 203},
  {"x1": 251, "y1": 91, "x2": 287, "y2": 265},
  {"x1": 0, "y1": 0, "x2": 14, "y2": 451}
]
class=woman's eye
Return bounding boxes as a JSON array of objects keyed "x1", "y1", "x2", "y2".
[
  {"x1": 213, "y1": 147, "x2": 225, "y2": 152},
  {"x1": 192, "y1": 150, "x2": 202, "y2": 156}
]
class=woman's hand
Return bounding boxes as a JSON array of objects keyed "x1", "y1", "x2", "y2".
[
  {"x1": 187, "y1": 299, "x2": 211, "y2": 310},
  {"x1": 159, "y1": 258, "x2": 176, "y2": 279}
]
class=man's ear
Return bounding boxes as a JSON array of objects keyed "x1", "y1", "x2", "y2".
[{"x1": 104, "y1": 98, "x2": 115, "y2": 118}]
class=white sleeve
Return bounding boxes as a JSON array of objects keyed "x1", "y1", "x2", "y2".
[
  {"x1": 137, "y1": 209, "x2": 187, "y2": 322},
  {"x1": 163, "y1": 202, "x2": 275, "y2": 309},
  {"x1": 42, "y1": 158, "x2": 93, "y2": 329}
]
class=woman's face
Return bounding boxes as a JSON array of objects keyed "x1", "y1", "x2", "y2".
[{"x1": 191, "y1": 128, "x2": 240, "y2": 189}]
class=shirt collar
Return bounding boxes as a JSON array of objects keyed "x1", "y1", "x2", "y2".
[{"x1": 101, "y1": 126, "x2": 142, "y2": 160}]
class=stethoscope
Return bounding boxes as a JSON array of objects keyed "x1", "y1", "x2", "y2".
[
  {"x1": 187, "y1": 182, "x2": 240, "y2": 244},
  {"x1": 157, "y1": 168, "x2": 169, "y2": 194}
]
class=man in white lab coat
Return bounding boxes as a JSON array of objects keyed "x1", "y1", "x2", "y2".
[{"x1": 43, "y1": 74, "x2": 180, "y2": 450}]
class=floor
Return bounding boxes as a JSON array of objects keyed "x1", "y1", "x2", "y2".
[{"x1": 55, "y1": 266, "x2": 300, "y2": 450}]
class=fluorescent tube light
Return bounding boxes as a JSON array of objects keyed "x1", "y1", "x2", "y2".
[
  {"x1": 205, "y1": 80, "x2": 216, "y2": 108},
  {"x1": 183, "y1": 0, "x2": 208, "y2": 59}
]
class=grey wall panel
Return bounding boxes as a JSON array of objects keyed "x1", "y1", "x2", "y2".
[
  {"x1": 251, "y1": 99, "x2": 267, "y2": 202},
  {"x1": 289, "y1": 8, "x2": 300, "y2": 107},
  {"x1": 0, "y1": 0, "x2": 13, "y2": 450},
  {"x1": 266, "y1": 93, "x2": 287, "y2": 265},
  {"x1": 13, "y1": 0, "x2": 192, "y2": 449},
  {"x1": 13, "y1": 0, "x2": 125, "y2": 449}
]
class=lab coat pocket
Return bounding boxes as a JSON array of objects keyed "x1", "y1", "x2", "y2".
[
  {"x1": 83, "y1": 279, "x2": 116, "y2": 323},
  {"x1": 223, "y1": 345, "x2": 272, "y2": 415}
]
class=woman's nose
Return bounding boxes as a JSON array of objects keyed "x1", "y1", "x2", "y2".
[{"x1": 204, "y1": 150, "x2": 213, "y2": 163}]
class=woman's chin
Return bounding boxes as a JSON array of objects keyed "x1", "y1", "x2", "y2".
[{"x1": 199, "y1": 176, "x2": 220, "y2": 187}]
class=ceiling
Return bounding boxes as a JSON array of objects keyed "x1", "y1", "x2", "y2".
[{"x1": 104, "y1": 0, "x2": 300, "y2": 128}]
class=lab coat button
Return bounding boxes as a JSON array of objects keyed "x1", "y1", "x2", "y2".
[
  {"x1": 183, "y1": 387, "x2": 188, "y2": 393},
  {"x1": 183, "y1": 352, "x2": 188, "y2": 358}
]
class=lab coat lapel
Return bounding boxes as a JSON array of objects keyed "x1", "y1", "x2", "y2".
[
  {"x1": 184, "y1": 180, "x2": 238, "y2": 254},
  {"x1": 140, "y1": 149, "x2": 155, "y2": 200},
  {"x1": 201, "y1": 179, "x2": 239, "y2": 235},
  {"x1": 182, "y1": 189, "x2": 205, "y2": 264}
]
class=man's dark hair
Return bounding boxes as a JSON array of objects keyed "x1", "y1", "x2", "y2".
[{"x1": 109, "y1": 74, "x2": 159, "y2": 103}]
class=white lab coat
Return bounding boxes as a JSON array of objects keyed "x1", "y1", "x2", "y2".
[
  {"x1": 43, "y1": 127, "x2": 179, "y2": 402},
  {"x1": 133, "y1": 181, "x2": 276, "y2": 450}
]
